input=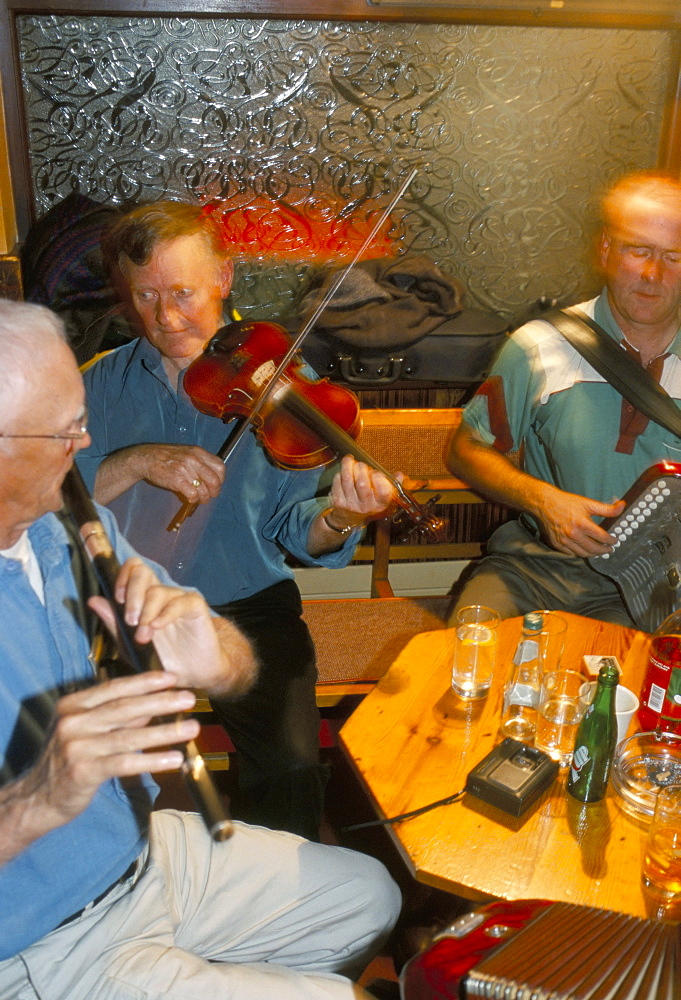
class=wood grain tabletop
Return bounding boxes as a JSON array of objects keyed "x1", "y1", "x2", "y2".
[{"x1": 340, "y1": 612, "x2": 658, "y2": 918}]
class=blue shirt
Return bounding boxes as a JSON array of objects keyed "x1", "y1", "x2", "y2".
[
  {"x1": 78, "y1": 337, "x2": 358, "y2": 606},
  {"x1": 0, "y1": 507, "x2": 161, "y2": 959}
]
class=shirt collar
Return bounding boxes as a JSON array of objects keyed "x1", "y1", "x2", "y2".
[
  {"x1": 0, "y1": 530, "x2": 30, "y2": 563},
  {"x1": 134, "y1": 336, "x2": 171, "y2": 382},
  {"x1": 594, "y1": 289, "x2": 624, "y2": 342}
]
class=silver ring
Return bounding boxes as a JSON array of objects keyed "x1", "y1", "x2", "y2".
[{"x1": 191, "y1": 478, "x2": 202, "y2": 488}]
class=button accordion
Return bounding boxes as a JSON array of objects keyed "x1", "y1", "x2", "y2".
[
  {"x1": 588, "y1": 462, "x2": 681, "y2": 632},
  {"x1": 400, "y1": 898, "x2": 681, "y2": 999}
]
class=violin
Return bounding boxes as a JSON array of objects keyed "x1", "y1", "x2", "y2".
[
  {"x1": 185, "y1": 319, "x2": 362, "y2": 469},
  {"x1": 168, "y1": 319, "x2": 442, "y2": 536}
]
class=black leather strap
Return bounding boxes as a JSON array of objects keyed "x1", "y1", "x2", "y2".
[{"x1": 544, "y1": 306, "x2": 681, "y2": 439}]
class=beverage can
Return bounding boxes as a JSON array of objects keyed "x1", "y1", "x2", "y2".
[{"x1": 638, "y1": 632, "x2": 681, "y2": 735}]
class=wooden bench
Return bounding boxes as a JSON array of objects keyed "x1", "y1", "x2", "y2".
[{"x1": 351, "y1": 407, "x2": 484, "y2": 597}]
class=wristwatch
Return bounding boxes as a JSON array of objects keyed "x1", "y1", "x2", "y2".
[{"x1": 321, "y1": 507, "x2": 361, "y2": 536}]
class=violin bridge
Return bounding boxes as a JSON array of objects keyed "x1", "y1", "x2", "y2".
[{"x1": 252, "y1": 359, "x2": 278, "y2": 386}]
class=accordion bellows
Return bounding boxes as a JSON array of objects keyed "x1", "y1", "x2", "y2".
[{"x1": 464, "y1": 902, "x2": 680, "y2": 1000}]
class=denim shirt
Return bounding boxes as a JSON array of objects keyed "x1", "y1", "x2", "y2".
[
  {"x1": 78, "y1": 337, "x2": 358, "y2": 605},
  {"x1": 0, "y1": 507, "x2": 159, "y2": 959}
]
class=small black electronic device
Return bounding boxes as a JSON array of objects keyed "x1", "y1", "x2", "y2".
[{"x1": 464, "y1": 738, "x2": 559, "y2": 817}]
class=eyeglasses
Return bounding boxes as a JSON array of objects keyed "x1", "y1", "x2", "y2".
[{"x1": 0, "y1": 409, "x2": 88, "y2": 441}]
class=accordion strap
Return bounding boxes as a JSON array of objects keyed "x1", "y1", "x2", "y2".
[{"x1": 545, "y1": 305, "x2": 681, "y2": 439}]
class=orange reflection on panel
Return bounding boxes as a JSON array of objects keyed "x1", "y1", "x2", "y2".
[{"x1": 202, "y1": 195, "x2": 398, "y2": 263}]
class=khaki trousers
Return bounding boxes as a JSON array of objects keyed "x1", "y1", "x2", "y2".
[{"x1": 0, "y1": 810, "x2": 401, "y2": 1000}]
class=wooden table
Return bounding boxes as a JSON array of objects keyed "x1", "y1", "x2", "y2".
[{"x1": 340, "y1": 612, "x2": 656, "y2": 919}]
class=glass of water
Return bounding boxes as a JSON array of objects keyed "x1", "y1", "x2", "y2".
[
  {"x1": 451, "y1": 605, "x2": 500, "y2": 700},
  {"x1": 535, "y1": 669, "x2": 586, "y2": 766}
]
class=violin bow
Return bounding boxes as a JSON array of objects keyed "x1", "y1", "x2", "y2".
[{"x1": 169, "y1": 166, "x2": 418, "y2": 531}]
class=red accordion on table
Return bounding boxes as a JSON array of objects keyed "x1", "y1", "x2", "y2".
[{"x1": 400, "y1": 898, "x2": 681, "y2": 1000}]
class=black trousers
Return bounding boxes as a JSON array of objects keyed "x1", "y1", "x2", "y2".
[{"x1": 210, "y1": 580, "x2": 329, "y2": 841}]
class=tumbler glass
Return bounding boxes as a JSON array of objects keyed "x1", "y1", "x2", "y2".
[
  {"x1": 451, "y1": 605, "x2": 500, "y2": 700},
  {"x1": 535, "y1": 669, "x2": 586, "y2": 766},
  {"x1": 536, "y1": 611, "x2": 567, "y2": 675},
  {"x1": 642, "y1": 784, "x2": 681, "y2": 916}
]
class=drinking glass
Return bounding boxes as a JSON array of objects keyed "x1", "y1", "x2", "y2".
[
  {"x1": 451, "y1": 605, "x2": 500, "y2": 700},
  {"x1": 535, "y1": 669, "x2": 586, "y2": 766},
  {"x1": 642, "y1": 784, "x2": 681, "y2": 914},
  {"x1": 536, "y1": 611, "x2": 567, "y2": 675}
]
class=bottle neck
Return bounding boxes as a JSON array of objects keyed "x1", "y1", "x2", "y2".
[{"x1": 590, "y1": 676, "x2": 618, "y2": 711}]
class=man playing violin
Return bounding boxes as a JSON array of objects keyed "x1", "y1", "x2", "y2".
[
  {"x1": 0, "y1": 298, "x2": 401, "y2": 1000},
  {"x1": 447, "y1": 171, "x2": 681, "y2": 625},
  {"x1": 77, "y1": 201, "x2": 397, "y2": 840}
]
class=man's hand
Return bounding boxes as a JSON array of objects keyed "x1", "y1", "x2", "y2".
[
  {"x1": 307, "y1": 455, "x2": 398, "y2": 555},
  {"x1": 0, "y1": 561, "x2": 256, "y2": 865},
  {"x1": 88, "y1": 557, "x2": 256, "y2": 696},
  {"x1": 534, "y1": 485, "x2": 625, "y2": 558},
  {"x1": 0, "y1": 671, "x2": 198, "y2": 864},
  {"x1": 330, "y1": 455, "x2": 397, "y2": 519},
  {"x1": 94, "y1": 443, "x2": 225, "y2": 506},
  {"x1": 447, "y1": 422, "x2": 626, "y2": 559}
]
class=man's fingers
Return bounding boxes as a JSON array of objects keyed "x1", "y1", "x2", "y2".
[
  {"x1": 138, "y1": 444, "x2": 225, "y2": 500},
  {"x1": 37, "y1": 677, "x2": 201, "y2": 822},
  {"x1": 183, "y1": 459, "x2": 224, "y2": 503},
  {"x1": 586, "y1": 498, "x2": 625, "y2": 523},
  {"x1": 135, "y1": 592, "x2": 205, "y2": 648},
  {"x1": 333, "y1": 456, "x2": 396, "y2": 514},
  {"x1": 195, "y1": 455, "x2": 225, "y2": 494},
  {"x1": 369, "y1": 469, "x2": 396, "y2": 506},
  {"x1": 87, "y1": 595, "x2": 118, "y2": 638},
  {"x1": 106, "y1": 559, "x2": 204, "y2": 642},
  {"x1": 55, "y1": 713, "x2": 199, "y2": 760},
  {"x1": 58, "y1": 669, "x2": 181, "y2": 708},
  {"x1": 111, "y1": 556, "x2": 151, "y2": 617}
]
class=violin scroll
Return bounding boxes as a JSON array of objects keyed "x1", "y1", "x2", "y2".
[{"x1": 391, "y1": 493, "x2": 445, "y2": 543}]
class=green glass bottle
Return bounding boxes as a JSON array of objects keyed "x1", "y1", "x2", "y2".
[{"x1": 567, "y1": 662, "x2": 619, "y2": 803}]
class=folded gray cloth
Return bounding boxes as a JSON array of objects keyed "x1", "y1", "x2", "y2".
[{"x1": 297, "y1": 255, "x2": 465, "y2": 349}]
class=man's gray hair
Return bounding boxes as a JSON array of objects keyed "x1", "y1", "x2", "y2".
[{"x1": 0, "y1": 299, "x2": 68, "y2": 425}]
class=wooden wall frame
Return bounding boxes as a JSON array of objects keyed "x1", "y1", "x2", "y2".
[{"x1": 0, "y1": 0, "x2": 679, "y2": 242}]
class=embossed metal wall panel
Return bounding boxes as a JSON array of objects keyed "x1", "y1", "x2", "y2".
[{"x1": 18, "y1": 15, "x2": 672, "y2": 320}]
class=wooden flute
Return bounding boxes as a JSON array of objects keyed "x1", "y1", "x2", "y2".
[{"x1": 61, "y1": 464, "x2": 234, "y2": 842}]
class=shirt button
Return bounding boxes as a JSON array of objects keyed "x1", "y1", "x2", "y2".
[
  {"x1": 179, "y1": 426, "x2": 187, "y2": 433},
  {"x1": 176, "y1": 562, "x2": 184, "y2": 570}
]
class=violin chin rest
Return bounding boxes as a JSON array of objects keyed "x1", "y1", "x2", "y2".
[{"x1": 208, "y1": 321, "x2": 249, "y2": 353}]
